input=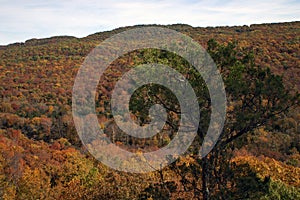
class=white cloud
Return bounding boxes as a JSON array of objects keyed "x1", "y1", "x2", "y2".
[{"x1": 0, "y1": 0, "x2": 299, "y2": 45}]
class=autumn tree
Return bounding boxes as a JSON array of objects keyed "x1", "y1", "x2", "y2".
[
  {"x1": 130, "y1": 39, "x2": 299, "y2": 199},
  {"x1": 197, "y1": 39, "x2": 299, "y2": 199}
]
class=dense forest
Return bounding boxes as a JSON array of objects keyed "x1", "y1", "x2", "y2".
[{"x1": 0, "y1": 21, "x2": 299, "y2": 199}]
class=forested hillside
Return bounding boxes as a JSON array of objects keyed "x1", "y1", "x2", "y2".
[{"x1": 0, "y1": 22, "x2": 299, "y2": 199}]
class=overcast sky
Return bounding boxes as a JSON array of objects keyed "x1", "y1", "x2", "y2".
[{"x1": 1, "y1": 0, "x2": 299, "y2": 45}]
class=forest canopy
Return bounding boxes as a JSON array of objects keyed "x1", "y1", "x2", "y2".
[{"x1": 0, "y1": 22, "x2": 299, "y2": 199}]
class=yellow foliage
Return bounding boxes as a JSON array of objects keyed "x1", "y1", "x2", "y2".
[
  {"x1": 2, "y1": 185, "x2": 16, "y2": 200},
  {"x1": 48, "y1": 105, "x2": 54, "y2": 113},
  {"x1": 31, "y1": 117, "x2": 41, "y2": 125},
  {"x1": 227, "y1": 104, "x2": 235, "y2": 112},
  {"x1": 232, "y1": 155, "x2": 300, "y2": 187},
  {"x1": 17, "y1": 166, "x2": 51, "y2": 199}
]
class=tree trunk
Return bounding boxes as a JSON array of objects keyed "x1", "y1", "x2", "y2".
[{"x1": 202, "y1": 156, "x2": 209, "y2": 200}]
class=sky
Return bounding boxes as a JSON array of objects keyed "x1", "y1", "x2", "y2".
[{"x1": 1, "y1": 0, "x2": 299, "y2": 45}]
